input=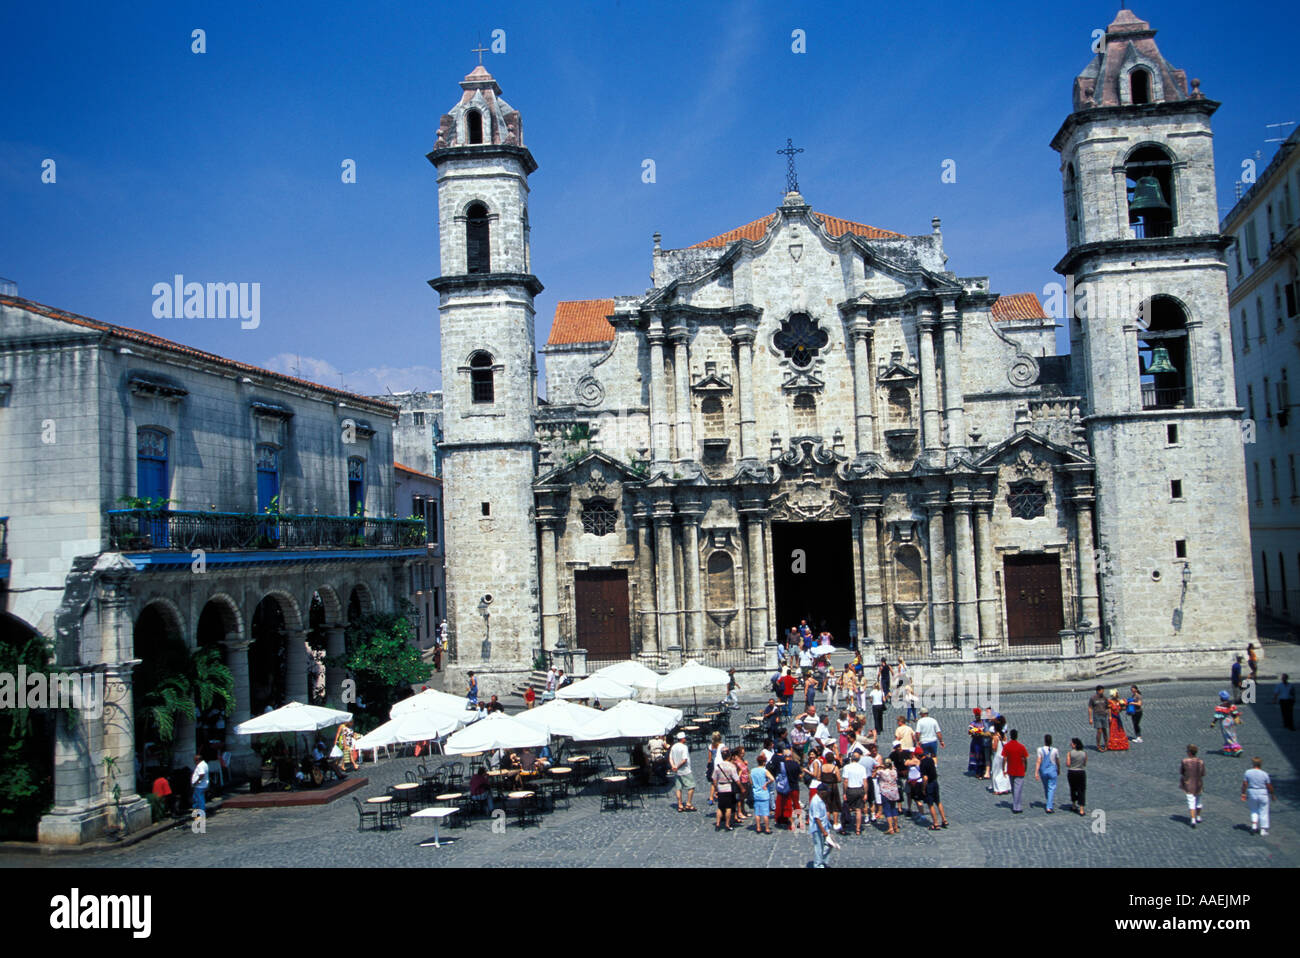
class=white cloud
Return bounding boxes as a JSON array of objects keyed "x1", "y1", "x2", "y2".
[{"x1": 261, "y1": 353, "x2": 440, "y2": 395}]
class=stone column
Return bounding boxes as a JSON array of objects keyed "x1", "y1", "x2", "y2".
[
  {"x1": 972, "y1": 493, "x2": 1001, "y2": 645},
  {"x1": 223, "y1": 636, "x2": 258, "y2": 774},
  {"x1": 285, "y1": 630, "x2": 310, "y2": 703},
  {"x1": 678, "y1": 498, "x2": 705, "y2": 653},
  {"x1": 670, "y1": 326, "x2": 694, "y2": 462},
  {"x1": 850, "y1": 318, "x2": 877, "y2": 456},
  {"x1": 923, "y1": 492, "x2": 952, "y2": 647},
  {"x1": 322, "y1": 628, "x2": 346, "y2": 705},
  {"x1": 731, "y1": 326, "x2": 758, "y2": 459},
  {"x1": 648, "y1": 328, "x2": 671, "y2": 465},
  {"x1": 538, "y1": 515, "x2": 561, "y2": 652},
  {"x1": 41, "y1": 556, "x2": 150, "y2": 844},
  {"x1": 917, "y1": 306, "x2": 942, "y2": 455},
  {"x1": 951, "y1": 486, "x2": 979, "y2": 643},
  {"x1": 940, "y1": 299, "x2": 966, "y2": 454},
  {"x1": 741, "y1": 507, "x2": 770, "y2": 649},
  {"x1": 854, "y1": 496, "x2": 886, "y2": 646},
  {"x1": 1071, "y1": 479, "x2": 1101, "y2": 629},
  {"x1": 634, "y1": 502, "x2": 659, "y2": 655},
  {"x1": 653, "y1": 507, "x2": 679, "y2": 649}
]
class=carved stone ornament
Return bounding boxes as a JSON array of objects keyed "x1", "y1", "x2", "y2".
[
  {"x1": 769, "y1": 487, "x2": 851, "y2": 523},
  {"x1": 587, "y1": 465, "x2": 607, "y2": 496},
  {"x1": 576, "y1": 374, "x2": 605, "y2": 407},
  {"x1": 1010, "y1": 448, "x2": 1050, "y2": 481}
]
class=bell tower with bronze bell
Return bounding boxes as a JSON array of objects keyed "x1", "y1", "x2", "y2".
[{"x1": 1050, "y1": 8, "x2": 1255, "y2": 660}]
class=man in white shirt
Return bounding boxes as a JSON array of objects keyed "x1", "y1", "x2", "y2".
[
  {"x1": 190, "y1": 752, "x2": 209, "y2": 815},
  {"x1": 916, "y1": 708, "x2": 945, "y2": 757},
  {"x1": 858, "y1": 745, "x2": 880, "y2": 821},
  {"x1": 669, "y1": 731, "x2": 695, "y2": 812},
  {"x1": 799, "y1": 647, "x2": 814, "y2": 671},
  {"x1": 842, "y1": 755, "x2": 869, "y2": 834}
]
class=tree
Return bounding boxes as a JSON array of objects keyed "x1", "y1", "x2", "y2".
[
  {"x1": 138, "y1": 645, "x2": 235, "y2": 767},
  {"x1": 0, "y1": 625, "x2": 56, "y2": 840},
  {"x1": 340, "y1": 601, "x2": 432, "y2": 732}
]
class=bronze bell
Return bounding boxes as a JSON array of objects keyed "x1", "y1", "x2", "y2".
[
  {"x1": 1129, "y1": 176, "x2": 1170, "y2": 213},
  {"x1": 1144, "y1": 347, "x2": 1177, "y2": 375}
]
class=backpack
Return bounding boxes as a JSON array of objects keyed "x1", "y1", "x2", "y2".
[{"x1": 775, "y1": 763, "x2": 791, "y2": 795}]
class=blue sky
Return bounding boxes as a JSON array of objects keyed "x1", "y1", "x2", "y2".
[{"x1": 2, "y1": 1, "x2": 1295, "y2": 396}]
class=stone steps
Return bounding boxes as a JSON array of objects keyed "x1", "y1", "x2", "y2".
[{"x1": 1092, "y1": 651, "x2": 1126, "y2": 678}]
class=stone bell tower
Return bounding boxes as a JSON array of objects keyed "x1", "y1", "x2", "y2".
[
  {"x1": 1051, "y1": 8, "x2": 1254, "y2": 660},
  {"x1": 428, "y1": 63, "x2": 542, "y2": 682}
]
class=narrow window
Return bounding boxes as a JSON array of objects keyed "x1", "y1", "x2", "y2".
[
  {"x1": 481, "y1": 501, "x2": 490, "y2": 517},
  {"x1": 136, "y1": 428, "x2": 169, "y2": 501},
  {"x1": 1241, "y1": 312, "x2": 1250, "y2": 353},
  {"x1": 1281, "y1": 553, "x2": 1289, "y2": 610},
  {"x1": 1130, "y1": 68, "x2": 1152, "y2": 105},
  {"x1": 1166, "y1": 424, "x2": 1179, "y2": 445},
  {"x1": 466, "y1": 110, "x2": 483, "y2": 144},
  {"x1": 466, "y1": 202, "x2": 490, "y2": 274},
  {"x1": 1254, "y1": 463, "x2": 1262, "y2": 503},
  {"x1": 1271, "y1": 459, "x2": 1279, "y2": 500},
  {"x1": 1170, "y1": 479, "x2": 1183, "y2": 500},
  {"x1": 1247, "y1": 384, "x2": 1256, "y2": 420},
  {"x1": 469, "y1": 351, "x2": 494, "y2": 403},
  {"x1": 1262, "y1": 551, "x2": 1271, "y2": 607},
  {"x1": 1125, "y1": 146, "x2": 1174, "y2": 238},
  {"x1": 413, "y1": 410, "x2": 425, "y2": 426},
  {"x1": 428, "y1": 500, "x2": 440, "y2": 543},
  {"x1": 1175, "y1": 539, "x2": 1187, "y2": 559},
  {"x1": 348, "y1": 457, "x2": 365, "y2": 516},
  {"x1": 1290, "y1": 454, "x2": 1297, "y2": 497}
]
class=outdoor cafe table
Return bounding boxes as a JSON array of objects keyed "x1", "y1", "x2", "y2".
[
  {"x1": 507, "y1": 790, "x2": 537, "y2": 826},
  {"x1": 391, "y1": 781, "x2": 421, "y2": 813},
  {"x1": 366, "y1": 795, "x2": 398, "y2": 830},
  {"x1": 412, "y1": 806, "x2": 459, "y2": 848}
]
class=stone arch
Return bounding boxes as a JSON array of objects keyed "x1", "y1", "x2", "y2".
[
  {"x1": 198, "y1": 592, "x2": 244, "y2": 643},
  {"x1": 347, "y1": 583, "x2": 376, "y2": 622},
  {"x1": 310, "y1": 584, "x2": 345, "y2": 626},
  {"x1": 132, "y1": 596, "x2": 187, "y2": 654},
  {"x1": 255, "y1": 589, "x2": 304, "y2": 634}
]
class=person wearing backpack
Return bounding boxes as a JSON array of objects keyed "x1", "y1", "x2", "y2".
[
  {"x1": 1034, "y1": 734, "x2": 1061, "y2": 813},
  {"x1": 772, "y1": 746, "x2": 802, "y2": 830}
]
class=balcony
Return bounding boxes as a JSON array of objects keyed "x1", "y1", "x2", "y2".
[
  {"x1": 1140, "y1": 385, "x2": 1188, "y2": 410},
  {"x1": 106, "y1": 509, "x2": 425, "y2": 553}
]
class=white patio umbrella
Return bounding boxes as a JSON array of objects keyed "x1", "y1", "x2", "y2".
[
  {"x1": 554, "y1": 674, "x2": 636, "y2": 702},
  {"x1": 443, "y1": 713, "x2": 548, "y2": 755},
  {"x1": 513, "y1": 700, "x2": 604, "y2": 738},
  {"x1": 571, "y1": 700, "x2": 683, "y2": 741},
  {"x1": 353, "y1": 709, "x2": 463, "y2": 750},
  {"x1": 657, "y1": 661, "x2": 730, "y2": 707},
  {"x1": 234, "y1": 701, "x2": 354, "y2": 736},
  {"x1": 390, "y1": 688, "x2": 473, "y2": 719},
  {"x1": 592, "y1": 660, "x2": 662, "y2": 690}
]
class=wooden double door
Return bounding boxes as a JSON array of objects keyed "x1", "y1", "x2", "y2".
[
  {"x1": 574, "y1": 569, "x2": 631, "y2": 659},
  {"x1": 1003, "y1": 554, "x2": 1065, "y2": 645}
]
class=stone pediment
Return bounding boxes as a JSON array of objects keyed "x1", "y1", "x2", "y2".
[
  {"x1": 691, "y1": 371, "x2": 733, "y2": 394},
  {"x1": 780, "y1": 369, "x2": 825, "y2": 393},
  {"x1": 974, "y1": 430, "x2": 1094, "y2": 475},
  {"x1": 535, "y1": 449, "x2": 644, "y2": 489},
  {"x1": 876, "y1": 349, "x2": 919, "y2": 385}
]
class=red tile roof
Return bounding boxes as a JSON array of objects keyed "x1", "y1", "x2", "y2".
[
  {"x1": 395, "y1": 462, "x2": 439, "y2": 481},
  {"x1": 991, "y1": 292, "x2": 1049, "y2": 322},
  {"x1": 0, "y1": 294, "x2": 398, "y2": 414},
  {"x1": 689, "y1": 211, "x2": 904, "y2": 248},
  {"x1": 545, "y1": 298, "x2": 617, "y2": 346}
]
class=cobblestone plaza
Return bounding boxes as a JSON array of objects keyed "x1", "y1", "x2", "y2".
[{"x1": 7, "y1": 679, "x2": 1293, "y2": 870}]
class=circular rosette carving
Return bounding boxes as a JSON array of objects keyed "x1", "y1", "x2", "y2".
[
  {"x1": 576, "y1": 374, "x2": 605, "y2": 407},
  {"x1": 1007, "y1": 356, "x2": 1039, "y2": 388}
]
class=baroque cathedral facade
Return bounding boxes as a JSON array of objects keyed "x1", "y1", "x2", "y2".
[{"x1": 430, "y1": 9, "x2": 1255, "y2": 690}]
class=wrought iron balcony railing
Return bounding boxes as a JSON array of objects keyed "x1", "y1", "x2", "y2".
[{"x1": 106, "y1": 509, "x2": 425, "y2": 552}]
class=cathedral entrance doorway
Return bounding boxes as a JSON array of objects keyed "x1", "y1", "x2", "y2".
[
  {"x1": 770, "y1": 520, "x2": 856, "y2": 647},
  {"x1": 573, "y1": 569, "x2": 631, "y2": 661},
  {"x1": 1004, "y1": 554, "x2": 1065, "y2": 645}
]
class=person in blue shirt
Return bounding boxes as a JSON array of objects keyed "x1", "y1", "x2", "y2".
[{"x1": 466, "y1": 671, "x2": 478, "y2": 706}]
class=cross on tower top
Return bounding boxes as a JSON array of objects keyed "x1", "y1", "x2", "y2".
[
  {"x1": 471, "y1": 36, "x2": 489, "y2": 66},
  {"x1": 777, "y1": 138, "x2": 804, "y2": 194}
]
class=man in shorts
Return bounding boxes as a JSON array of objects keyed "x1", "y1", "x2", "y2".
[
  {"x1": 670, "y1": 731, "x2": 695, "y2": 811},
  {"x1": 920, "y1": 747, "x2": 949, "y2": 828},
  {"x1": 842, "y1": 751, "x2": 869, "y2": 834},
  {"x1": 1087, "y1": 685, "x2": 1109, "y2": 751}
]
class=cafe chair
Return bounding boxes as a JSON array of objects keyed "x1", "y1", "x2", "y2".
[{"x1": 352, "y1": 796, "x2": 382, "y2": 832}]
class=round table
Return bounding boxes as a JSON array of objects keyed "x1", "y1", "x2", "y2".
[
  {"x1": 463, "y1": 751, "x2": 484, "y2": 758},
  {"x1": 392, "y1": 781, "x2": 420, "y2": 811},
  {"x1": 603, "y1": 775, "x2": 627, "y2": 784},
  {"x1": 365, "y1": 796, "x2": 392, "y2": 804},
  {"x1": 549, "y1": 767, "x2": 572, "y2": 776},
  {"x1": 435, "y1": 792, "x2": 463, "y2": 803},
  {"x1": 508, "y1": 790, "x2": 535, "y2": 799},
  {"x1": 567, "y1": 755, "x2": 590, "y2": 763}
]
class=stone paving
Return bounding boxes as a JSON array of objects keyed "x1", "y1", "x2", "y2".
[{"x1": 6, "y1": 678, "x2": 1296, "y2": 869}]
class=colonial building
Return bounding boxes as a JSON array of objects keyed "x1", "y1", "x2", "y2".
[
  {"x1": 0, "y1": 294, "x2": 426, "y2": 844},
  {"x1": 1220, "y1": 126, "x2": 1300, "y2": 626},
  {"x1": 393, "y1": 462, "x2": 446, "y2": 655},
  {"x1": 430, "y1": 9, "x2": 1256, "y2": 694}
]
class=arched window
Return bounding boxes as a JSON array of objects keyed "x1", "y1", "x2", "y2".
[
  {"x1": 466, "y1": 202, "x2": 490, "y2": 274},
  {"x1": 1130, "y1": 68, "x2": 1152, "y2": 105},
  {"x1": 701, "y1": 396, "x2": 724, "y2": 437},
  {"x1": 1125, "y1": 146, "x2": 1175, "y2": 238},
  {"x1": 469, "y1": 351, "x2": 495, "y2": 403},
  {"x1": 466, "y1": 110, "x2": 483, "y2": 144},
  {"x1": 1138, "y1": 296, "x2": 1190, "y2": 409},
  {"x1": 792, "y1": 392, "x2": 817, "y2": 435},
  {"x1": 706, "y1": 552, "x2": 736, "y2": 611}
]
